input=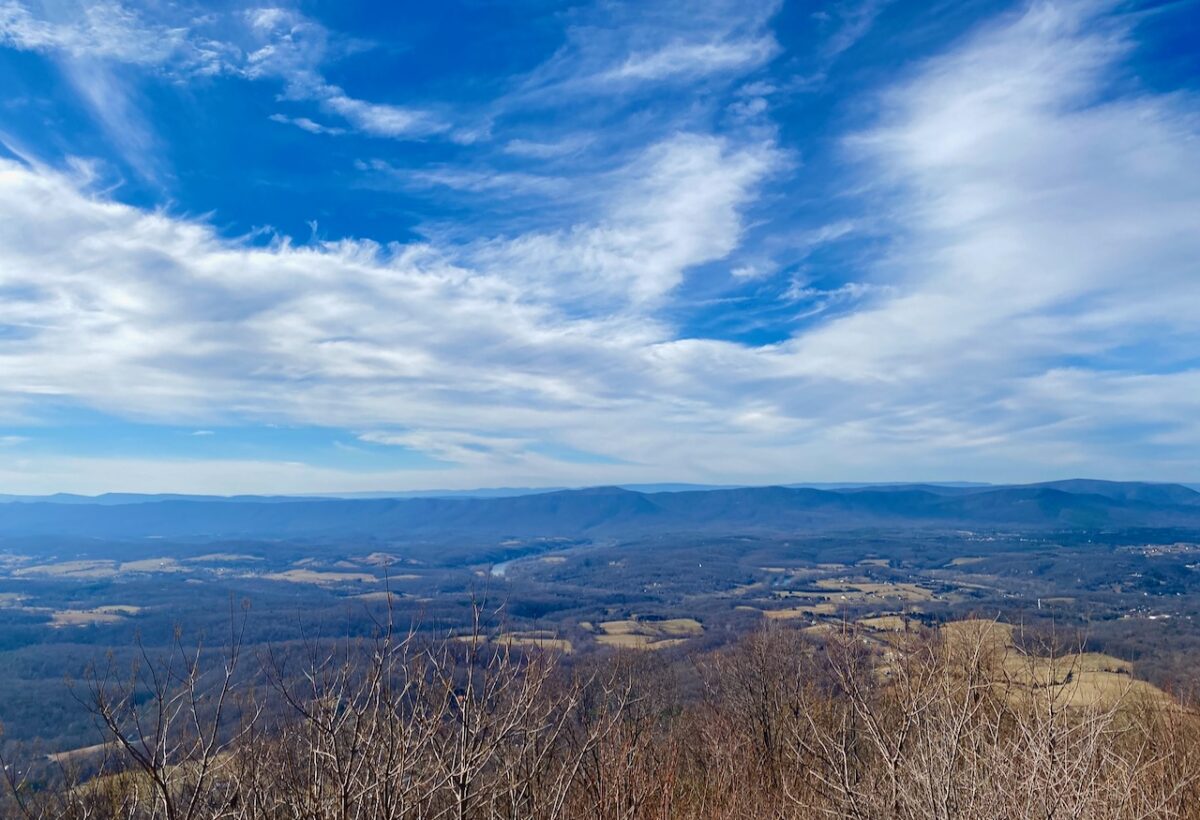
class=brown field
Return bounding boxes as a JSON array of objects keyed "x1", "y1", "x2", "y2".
[
  {"x1": 803, "y1": 622, "x2": 841, "y2": 637},
  {"x1": 119, "y1": 557, "x2": 186, "y2": 573},
  {"x1": 185, "y1": 553, "x2": 262, "y2": 562},
  {"x1": 352, "y1": 591, "x2": 404, "y2": 602},
  {"x1": 595, "y1": 634, "x2": 688, "y2": 651},
  {"x1": 49, "y1": 605, "x2": 142, "y2": 628},
  {"x1": 46, "y1": 742, "x2": 110, "y2": 764},
  {"x1": 13, "y1": 560, "x2": 117, "y2": 579},
  {"x1": 12, "y1": 558, "x2": 190, "y2": 578},
  {"x1": 452, "y1": 631, "x2": 573, "y2": 653},
  {"x1": 762, "y1": 603, "x2": 839, "y2": 619},
  {"x1": 859, "y1": 615, "x2": 908, "y2": 632},
  {"x1": 496, "y1": 634, "x2": 573, "y2": 653},
  {"x1": 595, "y1": 617, "x2": 703, "y2": 650},
  {"x1": 814, "y1": 579, "x2": 935, "y2": 603},
  {"x1": 939, "y1": 619, "x2": 1172, "y2": 710},
  {"x1": 359, "y1": 552, "x2": 402, "y2": 566},
  {"x1": 262, "y1": 569, "x2": 379, "y2": 585}
]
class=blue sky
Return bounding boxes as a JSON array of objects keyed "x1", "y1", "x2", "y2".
[{"x1": 0, "y1": 0, "x2": 1198, "y2": 494}]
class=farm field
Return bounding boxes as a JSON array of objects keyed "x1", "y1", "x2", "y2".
[{"x1": 1, "y1": 521, "x2": 1200, "y2": 756}]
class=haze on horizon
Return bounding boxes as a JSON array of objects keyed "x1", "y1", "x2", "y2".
[{"x1": 0, "y1": 0, "x2": 1198, "y2": 496}]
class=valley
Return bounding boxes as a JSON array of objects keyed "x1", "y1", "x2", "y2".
[{"x1": 3, "y1": 480, "x2": 1200, "y2": 759}]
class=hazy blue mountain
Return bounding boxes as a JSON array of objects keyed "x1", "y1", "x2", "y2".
[
  {"x1": 1023, "y1": 479, "x2": 1200, "y2": 506},
  {"x1": 1, "y1": 481, "x2": 1198, "y2": 541},
  {"x1": 0, "y1": 481, "x2": 989, "y2": 505},
  {"x1": 0, "y1": 492, "x2": 334, "y2": 505}
]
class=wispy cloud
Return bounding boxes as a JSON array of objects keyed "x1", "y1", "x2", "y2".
[
  {"x1": 502, "y1": 136, "x2": 593, "y2": 159},
  {"x1": 0, "y1": 1, "x2": 1198, "y2": 492},
  {"x1": 357, "y1": 158, "x2": 566, "y2": 197},
  {"x1": 58, "y1": 56, "x2": 163, "y2": 182},
  {"x1": 815, "y1": 0, "x2": 889, "y2": 61},
  {"x1": 600, "y1": 36, "x2": 778, "y2": 83},
  {"x1": 783, "y1": 0, "x2": 1200, "y2": 460},
  {"x1": 470, "y1": 133, "x2": 781, "y2": 305},
  {"x1": 0, "y1": 0, "x2": 224, "y2": 70},
  {"x1": 0, "y1": 2, "x2": 454, "y2": 144},
  {"x1": 512, "y1": 0, "x2": 782, "y2": 104},
  {"x1": 269, "y1": 113, "x2": 345, "y2": 135},
  {"x1": 243, "y1": 7, "x2": 453, "y2": 141}
]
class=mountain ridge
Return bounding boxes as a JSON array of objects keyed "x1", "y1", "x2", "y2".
[{"x1": 1, "y1": 481, "x2": 1198, "y2": 540}]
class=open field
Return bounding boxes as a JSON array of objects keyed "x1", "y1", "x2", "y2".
[
  {"x1": 760, "y1": 603, "x2": 840, "y2": 619},
  {"x1": 591, "y1": 617, "x2": 703, "y2": 650},
  {"x1": 859, "y1": 615, "x2": 908, "y2": 631},
  {"x1": 496, "y1": 633, "x2": 573, "y2": 653},
  {"x1": 813, "y1": 579, "x2": 935, "y2": 602},
  {"x1": 939, "y1": 620, "x2": 1174, "y2": 710},
  {"x1": 595, "y1": 634, "x2": 688, "y2": 650},
  {"x1": 261, "y1": 569, "x2": 379, "y2": 585},
  {"x1": 12, "y1": 558, "x2": 189, "y2": 578},
  {"x1": 49, "y1": 605, "x2": 141, "y2": 628},
  {"x1": 453, "y1": 631, "x2": 574, "y2": 653},
  {"x1": 184, "y1": 553, "x2": 263, "y2": 563},
  {"x1": 119, "y1": 558, "x2": 186, "y2": 573},
  {"x1": 45, "y1": 742, "x2": 109, "y2": 764},
  {"x1": 13, "y1": 560, "x2": 118, "y2": 579},
  {"x1": 352, "y1": 591, "x2": 404, "y2": 602}
]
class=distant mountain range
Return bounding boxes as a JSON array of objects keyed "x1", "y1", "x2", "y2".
[
  {"x1": 0, "y1": 481, "x2": 1003, "y2": 505},
  {"x1": 1, "y1": 480, "x2": 1198, "y2": 540}
]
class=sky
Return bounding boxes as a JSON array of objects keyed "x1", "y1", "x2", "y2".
[{"x1": 0, "y1": 0, "x2": 1198, "y2": 495}]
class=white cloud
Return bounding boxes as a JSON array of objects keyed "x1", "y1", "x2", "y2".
[
  {"x1": 817, "y1": 0, "x2": 888, "y2": 61},
  {"x1": 241, "y1": 7, "x2": 450, "y2": 140},
  {"x1": 777, "y1": 0, "x2": 1200, "y2": 461},
  {"x1": 731, "y1": 263, "x2": 769, "y2": 280},
  {"x1": 0, "y1": 1, "x2": 218, "y2": 181},
  {"x1": 358, "y1": 158, "x2": 566, "y2": 197},
  {"x1": 320, "y1": 91, "x2": 447, "y2": 139},
  {"x1": 472, "y1": 134, "x2": 781, "y2": 305},
  {"x1": 783, "y1": 280, "x2": 879, "y2": 308},
  {"x1": 269, "y1": 113, "x2": 344, "y2": 135},
  {"x1": 1, "y1": 1, "x2": 1198, "y2": 493},
  {"x1": 503, "y1": 137, "x2": 593, "y2": 159},
  {"x1": 0, "y1": 0, "x2": 198, "y2": 67},
  {"x1": 359, "y1": 430, "x2": 531, "y2": 465},
  {"x1": 602, "y1": 36, "x2": 778, "y2": 83},
  {"x1": 0, "y1": 131, "x2": 784, "y2": 490},
  {"x1": 0, "y1": 2, "x2": 449, "y2": 143},
  {"x1": 513, "y1": 0, "x2": 782, "y2": 103}
]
